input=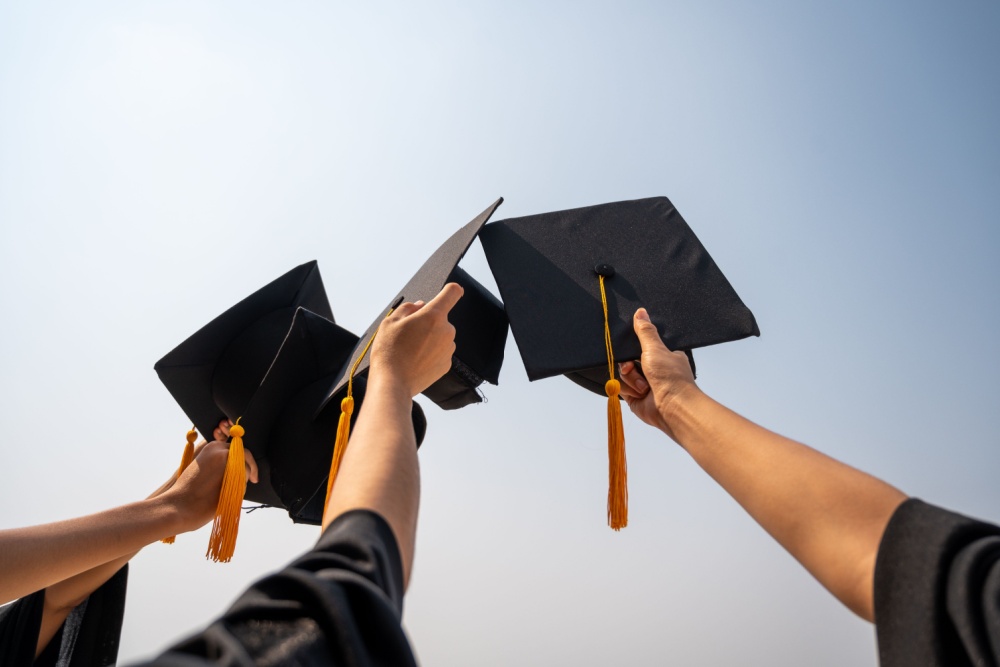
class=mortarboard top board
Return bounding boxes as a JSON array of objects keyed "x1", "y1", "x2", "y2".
[
  {"x1": 479, "y1": 196, "x2": 759, "y2": 393},
  {"x1": 155, "y1": 261, "x2": 426, "y2": 531},
  {"x1": 155, "y1": 260, "x2": 333, "y2": 443},
  {"x1": 320, "y1": 197, "x2": 509, "y2": 414},
  {"x1": 479, "y1": 196, "x2": 759, "y2": 530}
]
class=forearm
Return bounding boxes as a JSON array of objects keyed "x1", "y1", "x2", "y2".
[
  {"x1": 667, "y1": 388, "x2": 906, "y2": 621},
  {"x1": 0, "y1": 496, "x2": 181, "y2": 605},
  {"x1": 43, "y1": 551, "x2": 133, "y2": 611},
  {"x1": 323, "y1": 372, "x2": 420, "y2": 586}
]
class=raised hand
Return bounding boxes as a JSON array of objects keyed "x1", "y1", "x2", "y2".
[
  {"x1": 369, "y1": 282, "x2": 463, "y2": 399},
  {"x1": 617, "y1": 308, "x2": 699, "y2": 439}
]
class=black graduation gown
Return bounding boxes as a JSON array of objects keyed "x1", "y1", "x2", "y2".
[
  {"x1": 132, "y1": 509, "x2": 417, "y2": 667},
  {"x1": 0, "y1": 564, "x2": 128, "y2": 667},
  {"x1": 875, "y1": 498, "x2": 1000, "y2": 666}
]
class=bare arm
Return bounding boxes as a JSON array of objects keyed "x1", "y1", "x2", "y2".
[
  {"x1": 322, "y1": 283, "x2": 463, "y2": 588},
  {"x1": 0, "y1": 427, "x2": 257, "y2": 657},
  {"x1": 0, "y1": 497, "x2": 185, "y2": 608},
  {"x1": 618, "y1": 308, "x2": 906, "y2": 621},
  {"x1": 38, "y1": 444, "x2": 204, "y2": 619}
]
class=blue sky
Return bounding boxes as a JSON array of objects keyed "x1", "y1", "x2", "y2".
[{"x1": 1, "y1": 2, "x2": 997, "y2": 664}]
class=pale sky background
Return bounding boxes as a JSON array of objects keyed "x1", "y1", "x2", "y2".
[{"x1": 1, "y1": 2, "x2": 998, "y2": 665}]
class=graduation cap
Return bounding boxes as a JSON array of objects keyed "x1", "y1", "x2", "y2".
[
  {"x1": 480, "y1": 196, "x2": 759, "y2": 529},
  {"x1": 155, "y1": 261, "x2": 427, "y2": 561},
  {"x1": 157, "y1": 197, "x2": 509, "y2": 558},
  {"x1": 320, "y1": 197, "x2": 508, "y2": 413},
  {"x1": 317, "y1": 198, "x2": 510, "y2": 518}
]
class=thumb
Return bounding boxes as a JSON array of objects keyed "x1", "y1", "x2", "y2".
[{"x1": 633, "y1": 308, "x2": 669, "y2": 352}]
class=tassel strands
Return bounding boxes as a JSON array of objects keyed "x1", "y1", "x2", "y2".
[
  {"x1": 324, "y1": 395, "x2": 353, "y2": 514},
  {"x1": 599, "y1": 274, "x2": 628, "y2": 530},
  {"x1": 605, "y1": 378, "x2": 628, "y2": 529},
  {"x1": 206, "y1": 419, "x2": 247, "y2": 563},
  {"x1": 161, "y1": 427, "x2": 199, "y2": 544},
  {"x1": 322, "y1": 309, "x2": 394, "y2": 525}
]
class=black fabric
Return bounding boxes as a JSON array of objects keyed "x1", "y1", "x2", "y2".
[
  {"x1": 0, "y1": 564, "x2": 128, "y2": 667},
  {"x1": 0, "y1": 588, "x2": 43, "y2": 666},
  {"x1": 133, "y1": 510, "x2": 416, "y2": 667},
  {"x1": 874, "y1": 498, "x2": 1000, "y2": 666},
  {"x1": 480, "y1": 196, "x2": 758, "y2": 396},
  {"x1": 237, "y1": 307, "x2": 364, "y2": 511}
]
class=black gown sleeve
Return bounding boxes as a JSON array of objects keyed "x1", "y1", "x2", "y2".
[
  {"x1": 0, "y1": 586, "x2": 45, "y2": 666},
  {"x1": 0, "y1": 563, "x2": 128, "y2": 667},
  {"x1": 132, "y1": 509, "x2": 417, "y2": 667},
  {"x1": 874, "y1": 498, "x2": 1000, "y2": 667}
]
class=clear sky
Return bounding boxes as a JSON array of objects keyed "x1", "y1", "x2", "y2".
[{"x1": 1, "y1": 2, "x2": 998, "y2": 665}]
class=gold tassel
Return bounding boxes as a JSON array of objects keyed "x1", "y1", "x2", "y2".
[
  {"x1": 600, "y1": 274, "x2": 628, "y2": 530},
  {"x1": 206, "y1": 419, "x2": 246, "y2": 563},
  {"x1": 321, "y1": 309, "x2": 394, "y2": 525},
  {"x1": 161, "y1": 428, "x2": 198, "y2": 544},
  {"x1": 606, "y1": 379, "x2": 628, "y2": 530},
  {"x1": 325, "y1": 395, "x2": 354, "y2": 510}
]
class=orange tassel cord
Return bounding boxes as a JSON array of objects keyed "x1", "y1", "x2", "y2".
[
  {"x1": 161, "y1": 428, "x2": 198, "y2": 545},
  {"x1": 600, "y1": 274, "x2": 628, "y2": 530}
]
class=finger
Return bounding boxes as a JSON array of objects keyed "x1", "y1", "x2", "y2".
[
  {"x1": 619, "y1": 362, "x2": 649, "y2": 394},
  {"x1": 393, "y1": 301, "x2": 423, "y2": 318},
  {"x1": 634, "y1": 308, "x2": 671, "y2": 353},
  {"x1": 213, "y1": 419, "x2": 232, "y2": 442},
  {"x1": 244, "y1": 449, "x2": 259, "y2": 484},
  {"x1": 619, "y1": 377, "x2": 647, "y2": 400},
  {"x1": 619, "y1": 372, "x2": 648, "y2": 398},
  {"x1": 422, "y1": 283, "x2": 464, "y2": 315},
  {"x1": 618, "y1": 384, "x2": 645, "y2": 401}
]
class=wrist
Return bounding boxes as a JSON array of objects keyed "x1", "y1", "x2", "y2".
[
  {"x1": 365, "y1": 369, "x2": 417, "y2": 406},
  {"x1": 149, "y1": 493, "x2": 190, "y2": 536},
  {"x1": 657, "y1": 382, "x2": 704, "y2": 441}
]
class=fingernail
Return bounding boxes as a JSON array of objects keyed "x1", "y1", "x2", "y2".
[
  {"x1": 635, "y1": 308, "x2": 650, "y2": 321},
  {"x1": 636, "y1": 377, "x2": 648, "y2": 391},
  {"x1": 414, "y1": 300, "x2": 425, "y2": 306}
]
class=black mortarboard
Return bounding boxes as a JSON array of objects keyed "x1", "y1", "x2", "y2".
[
  {"x1": 155, "y1": 261, "x2": 427, "y2": 559},
  {"x1": 320, "y1": 197, "x2": 509, "y2": 414},
  {"x1": 479, "y1": 196, "x2": 759, "y2": 529},
  {"x1": 480, "y1": 196, "x2": 759, "y2": 389},
  {"x1": 156, "y1": 261, "x2": 334, "y2": 444},
  {"x1": 312, "y1": 199, "x2": 510, "y2": 526}
]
